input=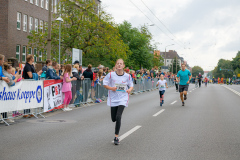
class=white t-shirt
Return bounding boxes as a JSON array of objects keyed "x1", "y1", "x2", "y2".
[
  {"x1": 157, "y1": 79, "x2": 167, "y2": 91},
  {"x1": 103, "y1": 72, "x2": 133, "y2": 107}
]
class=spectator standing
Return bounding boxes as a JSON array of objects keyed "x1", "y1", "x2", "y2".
[
  {"x1": 42, "y1": 60, "x2": 52, "y2": 72},
  {"x1": 3, "y1": 63, "x2": 21, "y2": 87},
  {"x1": 103, "y1": 67, "x2": 107, "y2": 76},
  {"x1": 73, "y1": 64, "x2": 84, "y2": 106},
  {"x1": 83, "y1": 64, "x2": 93, "y2": 102},
  {"x1": 60, "y1": 65, "x2": 65, "y2": 76},
  {"x1": 46, "y1": 61, "x2": 61, "y2": 80},
  {"x1": 56, "y1": 64, "x2": 61, "y2": 76},
  {"x1": 22, "y1": 55, "x2": 42, "y2": 117},
  {"x1": 106, "y1": 67, "x2": 109, "y2": 74},
  {"x1": 23, "y1": 55, "x2": 42, "y2": 80},
  {"x1": 73, "y1": 60, "x2": 80, "y2": 66},
  {"x1": 0, "y1": 54, "x2": 10, "y2": 83},
  {"x1": 62, "y1": 64, "x2": 77, "y2": 111},
  {"x1": 78, "y1": 65, "x2": 83, "y2": 77}
]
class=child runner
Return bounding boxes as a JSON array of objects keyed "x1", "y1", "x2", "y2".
[
  {"x1": 103, "y1": 59, "x2": 134, "y2": 145},
  {"x1": 156, "y1": 74, "x2": 168, "y2": 107},
  {"x1": 62, "y1": 64, "x2": 77, "y2": 111}
]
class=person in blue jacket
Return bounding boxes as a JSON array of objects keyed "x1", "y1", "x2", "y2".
[
  {"x1": 46, "y1": 61, "x2": 62, "y2": 80},
  {"x1": 0, "y1": 54, "x2": 10, "y2": 83}
]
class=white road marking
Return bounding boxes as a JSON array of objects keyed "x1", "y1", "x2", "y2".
[
  {"x1": 153, "y1": 109, "x2": 165, "y2": 117},
  {"x1": 112, "y1": 125, "x2": 142, "y2": 142},
  {"x1": 223, "y1": 86, "x2": 240, "y2": 97},
  {"x1": 171, "y1": 100, "x2": 177, "y2": 105}
]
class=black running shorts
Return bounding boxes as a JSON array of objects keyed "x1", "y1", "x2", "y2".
[{"x1": 179, "y1": 85, "x2": 189, "y2": 92}]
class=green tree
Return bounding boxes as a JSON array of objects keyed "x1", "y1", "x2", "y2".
[
  {"x1": 231, "y1": 51, "x2": 240, "y2": 76},
  {"x1": 28, "y1": 0, "x2": 129, "y2": 67},
  {"x1": 212, "y1": 59, "x2": 233, "y2": 78},
  {"x1": 153, "y1": 52, "x2": 164, "y2": 69},
  {"x1": 192, "y1": 66, "x2": 204, "y2": 77},
  {"x1": 118, "y1": 21, "x2": 155, "y2": 70},
  {"x1": 169, "y1": 57, "x2": 181, "y2": 74}
]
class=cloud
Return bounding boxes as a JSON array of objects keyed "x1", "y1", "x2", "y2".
[{"x1": 102, "y1": 0, "x2": 240, "y2": 70}]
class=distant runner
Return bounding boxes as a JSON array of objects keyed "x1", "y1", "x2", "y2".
[
  {"x1": 156, "y1": 74, "x2": 168, "y2": 107},
  {"x1": 176, "y1": 63, "x2": 192, "y2": 106},
  {"x1": 204, "y1": 77, "x2": 208, "y2": 87}
]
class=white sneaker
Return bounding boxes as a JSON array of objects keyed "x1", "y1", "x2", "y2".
[
  {"x1": 6, "y1": 119, "x2": 15, "y2": 123},
  {"x1": 62, "y1": 108, "x2": 67, "y2": 111},
  {"x1": 66, "y1": 107, "x2": 72, "y2": 111}
]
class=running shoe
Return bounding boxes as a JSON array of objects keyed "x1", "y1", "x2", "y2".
[
  {"x1": 184, "y1": 95, "x2": 187, "y2": 100},
  {"x1": 114, "y1": 137, "x2": 120, "y2": 145},
  {"x1": 160, "y1": 102, "x2": 162, "y2": 107},
  {"x1": 182, "y1": 102, "x2": 185, "y2": 106},
  {"x1": 162, "y1": 100, "x2": 164, "y2": 104},
  {"x1": 66, "y1": 107, "x2": 72, "y2": 111},
  {"x1": 62, "y1": 108, "x2": 67, "y2": 112}
]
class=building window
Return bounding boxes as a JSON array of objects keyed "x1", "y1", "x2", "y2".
[
  {"x1": 44, "y1": 22, "x2": 48, "y2": 32},
  {"x1": 29, "y1": 17, "x2": 33, "y2": 32},
  {"x1": 16, "y1": 45, "x2": 20, "y2": 62},
  {"x1": 35, "y1": 0, "x2": 38, "y2": 6},
  {"x1": 41, "y1": 0, "x2": 44, "y2": 8},
  {"x1": 23, "y1": 15, "x2": 27, "y2": 32},
  {"x1": 39, "y1": 51, "x2": 42, "y2": 61},
  {"x1": 30, "y1": 0, "x2": 33, "y2": 4},
  {"x1": 35, "y1": 18, "x2": 38, "y2": 32},
  {"x1": 167, "y1": 60, "x2": 169, "y2": 62},
  {"x1": 40, "y1": 20, "x2": 43, "y2": 32},
  {"x1": 22, "y1": 46, "x2": 26, "y2": 62},
  {"x1": 34, "y1": 48, "x2": 37, "y2": 62},
  {"x1": 28, "y1": 47, "x2": 32, "y2": 54},
  {"x1": 54, "y1": 0, "x2": 58, "y2": 13},
  {"x1": 17, "y1": 12, "x2": 21, "y2": 30},
  {"x1": 46, "y1": 0, "x2": 49, "y2": 10}
]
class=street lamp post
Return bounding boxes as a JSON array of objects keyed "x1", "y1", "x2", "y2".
[
  {"x1": 164, "y1": 44, "x2": 174, "y2": 68},
  {"x1": 56, "y1": 17, "x2": 63, "y2": 64}
]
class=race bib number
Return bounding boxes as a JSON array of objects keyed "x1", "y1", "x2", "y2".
[
  {"x1": 160, "y1": 85, "x2": 165, "y2": 88},
  {"x1": 115, "y1": 83, "x2": 127, "y2": 92}
]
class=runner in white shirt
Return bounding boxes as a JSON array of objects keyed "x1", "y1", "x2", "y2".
[
  {"x1": 103, "y1": 59, "x2": 134, "y2": 145},
  {"x1": 156, "y1": 74, "x2": 168, "y2": 107}
]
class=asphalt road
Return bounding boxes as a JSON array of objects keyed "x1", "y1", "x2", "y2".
[{"x1": 1, "y1": 84, "x2": 240, "y2": 160}]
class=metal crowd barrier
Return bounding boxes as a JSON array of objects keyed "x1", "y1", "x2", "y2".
[
  {"x1": 69, "y1": 77, "x2": 175, "y2": 106},
  {"x1": 0, "y1": 77, "x2": 176, "y2": 126}
]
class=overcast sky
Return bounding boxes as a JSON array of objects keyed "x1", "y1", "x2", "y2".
[{"x1": 102, "y1": 0, "x2": 240, "y2": 71}]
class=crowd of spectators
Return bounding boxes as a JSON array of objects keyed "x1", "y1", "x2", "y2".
[{"x1": 0, "y1": 53, "x2": 179, "y2": 122}]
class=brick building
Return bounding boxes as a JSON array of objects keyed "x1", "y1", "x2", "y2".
[{"x1": 0, "y1": 0, "x2": 101, "y2": 67}]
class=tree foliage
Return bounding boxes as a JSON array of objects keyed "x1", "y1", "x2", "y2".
[
  {"x1": 192, "y1": 66, "x2": 204, "y2": 77},
  {"x1": 168, "y1": 57, "x2": 181, "y2": 74},
  {"x1": 118, "y1": 21, "x2": 159, "y2": 70},
  {"x1": 212, "y1": 59, "x2": 233, "y2": 78},
  {"x1": 28, "y1": 0, "x2": 129, "y2": 67}
]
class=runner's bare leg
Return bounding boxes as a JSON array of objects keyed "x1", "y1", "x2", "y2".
[{"x1": 180, "y1": 92, "x2": 184, "y2": 102}]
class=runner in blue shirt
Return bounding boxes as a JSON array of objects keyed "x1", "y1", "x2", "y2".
[{"x1": 176, "y1": 63, "x2": 192, "y2": 106}]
